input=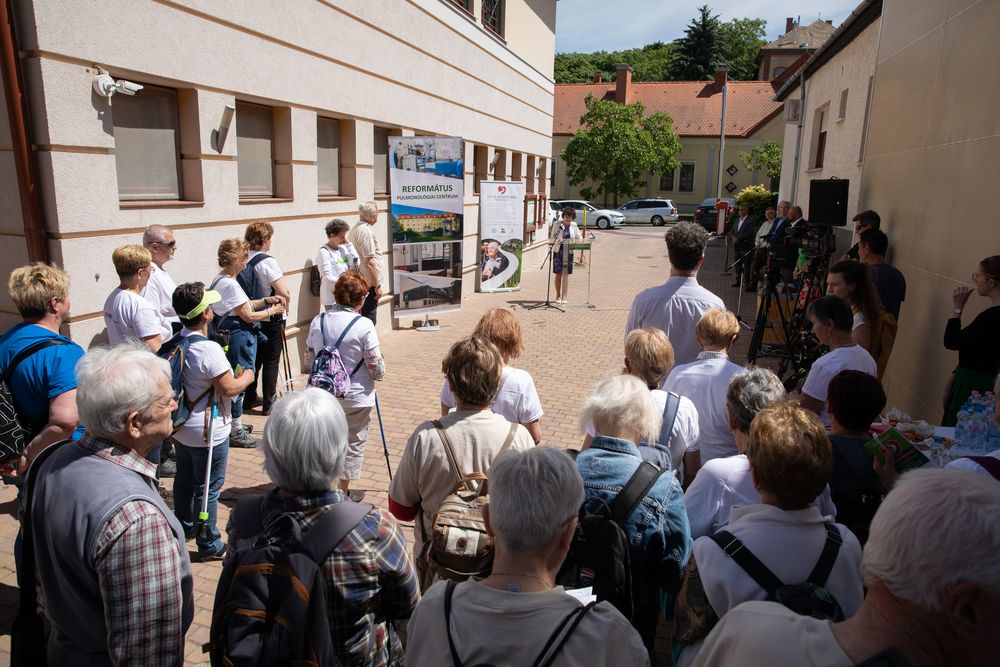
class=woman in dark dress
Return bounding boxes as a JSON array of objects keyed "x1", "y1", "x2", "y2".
[
  {"x1": 551, "y1": 207, "x2": 582, "y2": 303},
  {"x1": 943, "y1": 255, "x2": 1000, "y2": 425}
]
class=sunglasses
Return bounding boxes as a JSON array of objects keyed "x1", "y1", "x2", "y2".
[{"x1": 154, "y1": 240, "x2": 177, "y2": 248}]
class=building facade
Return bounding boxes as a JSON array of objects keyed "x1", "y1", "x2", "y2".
[
  {"x1": 0, "y1": 0, "x2": 556, "y2": 363},
  {"x1": 758, "y1": 18, "x2": 836, "y2": 81}
]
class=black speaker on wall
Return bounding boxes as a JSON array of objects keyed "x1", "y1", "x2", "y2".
[{"x1": 808, "y1": 178, "x2": 850, "y2": 227}]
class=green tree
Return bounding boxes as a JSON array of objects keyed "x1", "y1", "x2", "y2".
[
  {"x1": 718, "y1": 18, "x2": 767, "y2": 80},
  {"x1": 739, "y1": 141, "x2": 783, "y2": 182},
  {"x1": 554, "y1": 43, "x2": 675, "y2": 84},
  {"x1": 669, "y1": 5, "x2": 721, "y2": 80},
  {"x1": 735, "y1": 184, "x2": 778, "y2": 221},
  {"x1": 561, "y1": 95, "x2": 682, "y2": 207}
]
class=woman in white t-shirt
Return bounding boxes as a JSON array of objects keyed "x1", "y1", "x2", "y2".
[
  {"x1": 439, "y1": 308, "x2": 543, "y2": 443},
  {"x1": 317, "y1": 218, "x2": 359, "y2": 311},
  {"x1": 800, "y1": 296, "x2": 878, "y2": 427},
  {"x1": 305, "y1": 272, "x2": 385, "y2": 501},
  {"x1": 582, "y1": 327, "x2": 700, "y2": 484},
  {"x1": 210, "y1": 239, "x2": 286, "y2": 447}
]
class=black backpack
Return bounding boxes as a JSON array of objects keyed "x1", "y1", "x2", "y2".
[
  {"x1": 207, "y1": 495, "x2": 372, "y2": 667},
  {"x1": 157, "y1": 333, "x2": 214, "y2": 436},
  {"x1": 556, "y1": 460, "x2": 666, "y2": 621},
  {"x1": 0, "y1": 339, "x2": 69, "y2": 463},
  {"x1": 830, "y1": 434, "x2": 886, "y2": 545},
  {"x1": 237, "y1": 253, "x2": 272, "y2": 301},
  {"x1": 708, "y1": 523, "x2": 846, "y2": 621}
]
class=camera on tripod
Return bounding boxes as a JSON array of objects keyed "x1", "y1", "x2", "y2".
[{"x1": 785, "y1": 223, "x2": 837, "y2": 259}]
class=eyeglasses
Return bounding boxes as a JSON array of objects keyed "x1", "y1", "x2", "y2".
[{"x1": 153, "y1": 240, "x2": 177, "y2": 248}]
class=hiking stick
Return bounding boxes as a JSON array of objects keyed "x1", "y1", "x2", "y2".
[
  {"x1": 374, "y1": 392, "x2": 392, "y2": 480},
  {"x1": 197, "y1": 401, "x2": 218, "y2": 539},
  {"x1": 279, "y1": 326, "x2": 294, "y2": 395}
]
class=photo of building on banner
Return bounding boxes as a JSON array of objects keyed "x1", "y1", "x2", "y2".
[
  {"x1": 388, "y1": 136, "x2": 464, "y2": 317},
  {"x1": 479, "y1": 181, "x2": 525, "y2": 292}
]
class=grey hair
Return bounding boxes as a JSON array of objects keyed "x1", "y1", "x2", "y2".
[
  {"x1": 487, "y1": 241, "x2": 500, "y2": 250},
  {"x1": 862, "y1": 468, "x2": 1000, "y2": 612},
  {"x1": 325, "y1": 218, "x2": 350, "y2": 237},
  {"x1": 579, "y1": 374, "x2": 661, "y2": 443},
  {"x1": 76, "y1": 345, "x2": 171, "y2": 439},
  {"x1": 487, "y1": 447, "x2": 584, "y2": 554},
  {"x1": 726, "y1": 366, "x2": 786, "y2": 433},
  {"x1": 358, "y1": 201, "x2": 378, "y2": 221},
  {"x1": 260, "y1": 388, "x2": 348, "y2": 492},
  {"x1": 142, "y1": 224, "x2": 172, "y2": 247}
]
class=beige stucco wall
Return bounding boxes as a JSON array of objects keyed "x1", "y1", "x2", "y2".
[
  {"x1": 0, "y1": 0, "x2": 556, "y2": 364},
  {"x1": 551, "y1": 112, "x2": 784, "y2": 211},
  {"x1": 779, "y1": 17, "x2": 880, "y2": 224},
  {"x1": 861, "y1": 0, "x2": 999, "y2": 421}
]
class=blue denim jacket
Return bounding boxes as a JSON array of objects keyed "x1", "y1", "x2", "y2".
[{"x1": 576, "y1": 435, "x2": 692, "y2": 643}]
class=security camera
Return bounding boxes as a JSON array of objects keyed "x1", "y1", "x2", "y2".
[{"x1": 114, "y1": 80, "x2": 143, "y2": 96}]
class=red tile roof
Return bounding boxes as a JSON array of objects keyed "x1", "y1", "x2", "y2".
[{"x1": 553, "y1": 81, "x2": 784, "y2": 138}]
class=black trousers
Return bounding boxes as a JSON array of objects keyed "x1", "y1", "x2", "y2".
[
  {"x1": 247, "y1": 319, "x2": 284, "y2": 410},
  {"x1": 361, "y1": 286, "x2": 378, "y2": 324}
]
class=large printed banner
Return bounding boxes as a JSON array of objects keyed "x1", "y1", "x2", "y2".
[
  {"x1": 389, "y1": 136, "x2": 464, "y2": 318},
  {"x1": 479, "y1": 181, "x2": 525, "y2": 292}
]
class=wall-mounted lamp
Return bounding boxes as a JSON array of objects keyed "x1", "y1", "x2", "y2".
[
  {"x1": 92, "y1": 66, "x2": 143, "y2": 105},
  {"x1": 213, "y1": 104, "x2": 236, "y2": 153}
]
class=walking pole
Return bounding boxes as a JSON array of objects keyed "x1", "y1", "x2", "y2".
[
  {"x1": 197, "y1": 400, "x2": 218, "y2": 539},
  {"x1": 279, "y1": 326, "x2": 294, "y2": 395},
  {"x1": 374, "y1": 391, "x2": 392, "y2": 480}
]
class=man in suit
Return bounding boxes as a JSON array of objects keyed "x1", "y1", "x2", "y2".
[
  {"x1": 763, "y1": 200, "x2": 792, "y2": 248},
  {"x1": 728, "y1": 205, "x2": 757, "y2": 289}
]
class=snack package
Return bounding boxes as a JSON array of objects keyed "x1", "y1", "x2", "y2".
[{"x1": 864, "y1": 427, "x2": 932, "y2": 474}]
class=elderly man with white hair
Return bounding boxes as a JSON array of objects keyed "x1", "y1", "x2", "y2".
[
  {"x1": 407, "y1": 447, "x2": 649, "y2": 666},
  {"x1": 219, "y1": 388, "x2": 418, "y2": 666},
  {"x1": 575, "y1": 373, "x2": 692, "y2": 652},
  {"x1": 24, "y1": 345, "x2": 193, "y2": 665},
  {"x1": 693, "y1": 467, "x2": 1000, "y2": 667},
  {"x1": 349, "y1": 200, "x2": 384, "y2": 323}
]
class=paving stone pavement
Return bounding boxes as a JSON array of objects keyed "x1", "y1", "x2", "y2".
[{"x1": 0, "y1": 226, "x2": 755, "y2": 666}]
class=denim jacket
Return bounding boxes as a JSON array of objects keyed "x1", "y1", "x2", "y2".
[{"x1": 576, "y1": 436, "x2": 692, "y2": 609}]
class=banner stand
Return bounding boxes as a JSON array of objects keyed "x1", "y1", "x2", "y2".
[{"x1": 415, "y1": 314, "x2": 440, "y2": 332}]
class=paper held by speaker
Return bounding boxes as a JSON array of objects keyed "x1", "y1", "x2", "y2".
[{"x1": 808, "y1": 178, "x2": 850, "y2": 226}]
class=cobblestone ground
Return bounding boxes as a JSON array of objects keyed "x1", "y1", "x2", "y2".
[{"x1": 0, "y1": 227, "x2": 754, "y2": 666}]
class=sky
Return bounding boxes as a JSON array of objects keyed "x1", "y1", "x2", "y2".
[{"x1": 555, "y1": 0, "x2": 862, "y2": 54}]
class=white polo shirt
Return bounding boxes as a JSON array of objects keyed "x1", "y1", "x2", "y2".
[
  {"x1": 141, "y1": 262, "x2": 179, "y2": 329},
  {"x1": 801, "y1": 344, "x2": 877, "y2": 427},
  {"x1": 662, "y1": 351, "x2": 743, "y2": 463},
  {"x1": 625, "y1": 276, "x2": 725, "y2": 366},
  {"x1": 103, "y1": 288, "x2": 170, "y2": 345},
  {"x1": 440, "y1": 366, "x2": 544, "y2": 426}
]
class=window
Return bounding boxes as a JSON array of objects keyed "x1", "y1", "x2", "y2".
[
  {"x1": 112, "y1": 84, "x2": 182, "y2": 201},
  {"x1": 473, "y1": 145, "x2": 488, "y2": 194},
  {"x1": 773, "y1": 66, "x2": 786, "y2": 78},
  {"x1": 450, "y1": 0, "x2": 471, "y2": 11},
  {"x1": 236, "y1": 102, "x2": 274, "y2": 197},
  {"x1": 373, "y1": 126, "x2": 389, "y2": 195},
  {"x1": 838, "y1": 89, "x2": 849, "y2": 121},
  {"x1": 659, "y1": 171, "x2": 674, "y2": 191},
  {"x1": 482, "y1": 0, "x2": 503, "y2": 36},
  {"x1": 317, "y1": 117, "x2": 341, "y2": 196},
  {"x1": 678, "y1": 163, "x2": 695, "y2": 192},
  {"x1": 812, "y1": 107, "x2": 829, "y2": 169}
]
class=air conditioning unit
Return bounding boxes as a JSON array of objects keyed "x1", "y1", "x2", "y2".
[{"x1": 784, "y1": 99, "x2": 802, "y2": 123}]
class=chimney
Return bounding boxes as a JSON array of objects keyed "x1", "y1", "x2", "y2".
[
  {"x1": 593, "y1": 73, "x2": 604, "y2": 84},
  {"x1": 825, "y1": 19, "x2": 833, "y2": 25},
  {"x1": 714, "y1": 64, "x2": 728, "y2": 88},
  {"x1": 785, "y1": 17, "x2": 794, "y2": 33},
  {"x1": 615, "y1": 63, "x2": 632, "y2": 104}
]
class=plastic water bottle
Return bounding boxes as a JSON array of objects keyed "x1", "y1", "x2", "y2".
[{"x1": 955, "y1": 407, "x2": 972, "y2": 448}]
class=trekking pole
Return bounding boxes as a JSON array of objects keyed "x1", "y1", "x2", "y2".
[
  {"x1": 374, "y1": 391, "x2": 392, "y2": 480},
  {"x1": 197, "y1": 401, "x2": 218, "y2": 539},
  {"x1": 279, "y1": 326, "x2": 294, "y2": 395}
]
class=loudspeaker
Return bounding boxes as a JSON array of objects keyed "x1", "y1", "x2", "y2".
[{"x1": 808, "y1": 178, "x2": 850, "y2": 227}]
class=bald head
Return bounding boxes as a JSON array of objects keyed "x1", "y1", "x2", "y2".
[{"x1": 143, "y1": 225, "x2": 176, "y2": 267}]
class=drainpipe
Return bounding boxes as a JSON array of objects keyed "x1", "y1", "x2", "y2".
[
  {"x1": 0, "y1": 0, "x2": 48, "y2": 263},
  {"x1": 789, "y1": 69, "x2": 806, "y2": 202}
]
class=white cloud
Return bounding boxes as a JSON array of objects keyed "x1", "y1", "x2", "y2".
[{"x1": 556, "y1": 0, "x2": 863, "y2": 54}]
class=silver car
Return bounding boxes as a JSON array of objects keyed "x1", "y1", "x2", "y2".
[
  {"x1": 617, "y1": 198, "x2": 679, "y2": 226},
  {"x1": 551, "y1": 199, "x2": 625, "y2": 229}
]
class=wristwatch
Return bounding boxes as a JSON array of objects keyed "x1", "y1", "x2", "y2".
[{"x1": 952, "y1": 308, "x2": 962, "y2": 316}]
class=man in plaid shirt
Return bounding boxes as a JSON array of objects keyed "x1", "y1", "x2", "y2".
[{"x1": 29, "y1": 346, "x2": 193, "y2": 665}]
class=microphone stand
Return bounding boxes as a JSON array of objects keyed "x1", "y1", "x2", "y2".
[{"x1": 725, "y1": 246, "x2": 756, "y2": 330}]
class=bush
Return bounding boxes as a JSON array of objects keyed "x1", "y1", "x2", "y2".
[{"x1": 735, "y1": 185, "x2": 777, "y2": 221}]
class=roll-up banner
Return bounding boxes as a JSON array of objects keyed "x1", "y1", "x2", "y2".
[
  {"x1": 478, "y1": 181, "x2": 525, "y2": 292},
  {"x1": 389, "y1": 136, "x2": 464, "y2": 318}
]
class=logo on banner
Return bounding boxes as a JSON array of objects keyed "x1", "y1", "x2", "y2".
[{"x1": 498, "y1": 185, "x2": 507, "y2": 194}]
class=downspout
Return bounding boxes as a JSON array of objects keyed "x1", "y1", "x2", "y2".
[
  {"x1": 0, "y1": 0, "x2": 48, "y2": 263},
  {"x1": 789, "y1": 69, "x2": 806, "y2": 202}
]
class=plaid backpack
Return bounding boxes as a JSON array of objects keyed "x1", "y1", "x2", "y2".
[
  {"x1": 308, "y1": 315, "x2": 363, "y2": 399},
  {"x1": 0, "y1": 339, "x2": 69, "y2": 463}
]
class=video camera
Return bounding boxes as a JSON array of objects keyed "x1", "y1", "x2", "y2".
[{"x1": 784, "y1": 222, "x2": 837, "y2": 259}]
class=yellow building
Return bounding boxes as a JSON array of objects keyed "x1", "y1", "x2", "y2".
[{"x1": 397, "y1": 214, "x2": 460, "y2": 233}]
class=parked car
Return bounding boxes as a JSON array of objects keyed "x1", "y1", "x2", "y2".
[
  {"x1": 694, "y1": 197, "x2": 737, "y2": 231},
  {"x1": 617, "y1": 198, "x2": 679, "y2": 226},
  {"x1": 550, "y1": 199, "x2": 625, "y2": 229}
]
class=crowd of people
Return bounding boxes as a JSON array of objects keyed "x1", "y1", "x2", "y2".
[{"x1": 0, "y1": 203, "x2": 998, "y2": 666}]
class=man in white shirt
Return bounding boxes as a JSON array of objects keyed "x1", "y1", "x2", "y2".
[
  {"x1": 104, "y1": 244, "x2": 170, "y2": 352},
  {"x1": 349, "y1": 201, "x2": 385, "y2": 324},
  {"x1": 683, "y1": 367, "x2": 836, "y2": 539},
  {"x1": 317, "y1": 218, "x2": 358, "y2": 311},
  {"x1": 800, "y1": 296, "x2": 878, "y2": 427},
  {"x1": 141, "y1": 224, "x2": 180, "y2": 335},
  {"x1": 626, "y1": 222, "x2": 724, "y2": 366},
  {"x1": 693, "y1": 468, "x2": 1000, "y2": 667}
]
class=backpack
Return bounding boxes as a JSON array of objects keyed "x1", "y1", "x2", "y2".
[
  {"x1": 442, "y1": 579, "x2": 599, "y2": 667},
  {"x1": 556, "y1": 460, "x2": 666, "y2": 621},
  {"x1": 0, "y1": 339, "x2": 70, "y2": 463},
  {"x1": 236, "y1": 253, "x2": 272, "y2": 302},
  {"x1": 157, "y1": 333, "x2": 214, "y2": 436},
  {"x1": 639, "y1": 391, "x2": 681, "y2": 470},
  {"x1": 207, "y1": 494, "x2": 372, "y2": 667},
  {"x1": 708, "y1": 523, "x2": 846, "y2": 621},
  {"x1": 307, "y1": 315, "x2": 364, "y2": 399},
  {"x1": 420, "y1": 420, "x2": 518, "y2": 587},
  {"x1": 309, "y1": 246, "x2": 329, "y2": 298}
]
